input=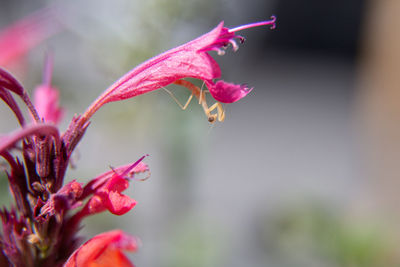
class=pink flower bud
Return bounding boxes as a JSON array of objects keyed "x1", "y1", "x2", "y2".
[
  {"x1": 33, "y1": 84, "x2": 64, "y2": 124},
  {"x1": 33, "y1": 52, "x2": 64, "y2": 124}
]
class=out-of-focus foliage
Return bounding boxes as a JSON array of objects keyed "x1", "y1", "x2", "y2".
[
  {"x1": 164, "y1": 215, "x2": 225, "y2": 267},
  {"x1": 0, "y1": 172, "x2": 11, "y2": 207},
  {"x1": 264, "y1": 204, "x2": 400, "y2": 267}
]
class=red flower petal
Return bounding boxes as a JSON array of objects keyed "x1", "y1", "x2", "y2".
[
  {"x1": 86, "y1": 176, "x2": 136, "y2": 216},
  {"x1": 64, "y1": 230, "x2": 138, "y2": 267},
  {"x1": 76, "y1": 156, "x2": 148, "y2": 218}
]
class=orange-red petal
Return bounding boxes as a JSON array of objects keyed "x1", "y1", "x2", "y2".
[{"x1": 64, "y1": 230, "x2": 137, "y2": 267}]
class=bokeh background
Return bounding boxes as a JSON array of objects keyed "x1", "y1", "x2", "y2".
[{"x1": 1, "y1": 0, "x2": 400, "y2": 266}]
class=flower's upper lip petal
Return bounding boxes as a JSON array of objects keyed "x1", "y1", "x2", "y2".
[
  {"x1": 183, "y1": 21, "x2": 225, "y2": 51},
  {"x1": 108, "y1": 21, "x2": 225, "y2": 91}
]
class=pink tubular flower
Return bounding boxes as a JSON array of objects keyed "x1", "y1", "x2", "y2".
[
  {"x1": 64, "y1": 230, "x2": 138, "y2": 267},
  {"x1": 33, "y1": 53, "x2": 64, "y2": 124},
  {"x1": 0, "y1": 7, "x2": 61, "y2": 67},
  {"x1": 81, "y1": 16, "x2": 276, "y2": 122}
]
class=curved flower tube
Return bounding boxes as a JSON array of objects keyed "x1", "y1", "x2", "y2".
[{"x1": 81, "y1": 16, "x2": 276, "y2": 122}]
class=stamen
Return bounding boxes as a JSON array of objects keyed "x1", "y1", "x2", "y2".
[
  {"x1": 229, "y1": 39, "x2": 239, "y2": 51},
  {"x1": 121, "y1": 154, "x2": 148, "y2": 178},
  {"x1": 217, "y1": 48, "x2": 225, "y2": 56},
  {"x1": 228, "y1": 15, "x2": 276, "y2": 33},
  {"x1": 133, "y1": 170, "x2": 151, "y2": 182}
]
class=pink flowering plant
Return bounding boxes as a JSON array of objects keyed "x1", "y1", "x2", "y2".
[{"x1": 0, "y1": 15, "x2": 276, "y2": 266}]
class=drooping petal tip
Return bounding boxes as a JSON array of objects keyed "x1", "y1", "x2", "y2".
[{"x1": 207, "y1": 80, "x2": 253, "y2": 104}]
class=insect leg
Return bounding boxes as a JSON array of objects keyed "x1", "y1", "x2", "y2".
[
  {"x1": 205, "y1": 102, "x2": 225, "y2": 123},
  {"x1": 162, "y1": 87, "x2": 193, "y2": 110}
]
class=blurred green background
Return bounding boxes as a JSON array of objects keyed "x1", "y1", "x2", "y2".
[{"x1": 1, "y1": 0, "x2": 400, "y2": 266}]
